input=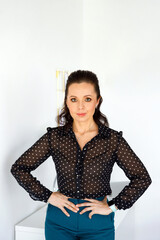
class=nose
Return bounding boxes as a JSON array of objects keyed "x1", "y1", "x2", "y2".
[{"x1": 78, "y1": 102, "x2": 85, "y2": 109}]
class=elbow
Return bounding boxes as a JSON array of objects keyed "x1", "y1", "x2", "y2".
[
  {"x1": 148, "y1": 176, "x2": 152, "y2": 186},
  {"x1": 146, "y1": 175, "x2": 152, "y2": 189},
  {"x1": 10, "y1": 164, "x2": 17, "y2": 177}
]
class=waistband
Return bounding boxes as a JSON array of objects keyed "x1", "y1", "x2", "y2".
[{"x1": 68, "y1": 195, "x2": 109, "y2": 202}]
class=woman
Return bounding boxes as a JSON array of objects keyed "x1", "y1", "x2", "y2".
[{"x1": 10, "y1": 70, "x2": 152, "y2": 240}]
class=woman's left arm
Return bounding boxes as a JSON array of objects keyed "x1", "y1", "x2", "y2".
[{"x1": 108, "y1": 131, "x2": 152, "y2": 210}]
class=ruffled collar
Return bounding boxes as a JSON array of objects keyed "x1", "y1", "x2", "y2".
[{"x1": 58, "y1": 121, "x2": 110, "y2": 139}]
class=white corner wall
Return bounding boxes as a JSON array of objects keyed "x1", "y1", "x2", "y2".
[
  {"x1": 0, "y1": 1, "x2": 83, "y2": 240},
  {"x1": 82, "y1": 1, "x2": 160, "y2": 240}
]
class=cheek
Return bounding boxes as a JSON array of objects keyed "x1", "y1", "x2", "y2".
[
  {"x1": 67, "y1": 102, "x2": 76, "y2": 112},
  {"x1": 87, "y1": 103, "x2": 96, "y2": 112}
]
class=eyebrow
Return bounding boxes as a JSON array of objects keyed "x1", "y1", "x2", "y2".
[{"x1": 69, "y1": 95, "x2": 92, "y2": 97}]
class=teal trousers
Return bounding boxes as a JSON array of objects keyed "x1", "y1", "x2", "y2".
[{"x1": 45, "y1": 195, "x2": 115, "y2": 240}]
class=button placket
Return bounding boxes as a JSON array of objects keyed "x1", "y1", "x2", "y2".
[{"x1": 76, "y1": 147, "x2": 87, "y2": 198}]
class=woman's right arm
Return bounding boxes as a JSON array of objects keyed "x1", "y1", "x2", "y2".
[{"x1": 10, "y1": 128, "x2": 53, "y2": 203}]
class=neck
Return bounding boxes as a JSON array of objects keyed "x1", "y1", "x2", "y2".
[{"x1": 72, "y1": 120, "x2": 96, "y2": 135}]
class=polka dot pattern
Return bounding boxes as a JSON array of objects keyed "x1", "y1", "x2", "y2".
[{"x1": 10, "y1": 122, "x2": 152, "y2": 209}]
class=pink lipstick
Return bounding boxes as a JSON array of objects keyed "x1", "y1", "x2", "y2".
[{"x1": 77, "y1": 113, "x2": 86, "y2": 116}]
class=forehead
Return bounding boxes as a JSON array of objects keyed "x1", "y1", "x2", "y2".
[{"x1": 67, "y1": 82, "x2": 95, "y2": 96}]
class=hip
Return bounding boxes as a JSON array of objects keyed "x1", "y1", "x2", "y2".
[{"x1": 45, "y1": 195, "x2": 115, "y2": 232}]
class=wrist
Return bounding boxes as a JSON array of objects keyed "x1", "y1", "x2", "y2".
[{"x1": 47, "y1": 192, "x2": 54, "y2": 203}]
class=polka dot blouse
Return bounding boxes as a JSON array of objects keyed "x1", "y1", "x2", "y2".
[{"x1": 10, "y1": 122, "x2": 152, "y2": 210}]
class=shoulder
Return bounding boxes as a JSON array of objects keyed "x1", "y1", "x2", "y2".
[
  {"x1": 103, "y1": 126, "x2": 124, "y2": 151},
  {"x1": 102, "y1": 124, "x2": 123, "y2": 138},
  {"x1": 46, "y1": 125, "x2": 65, "y2": 136},
  {"x1": 109, "y1": 127, "x2": 123, "y2": 136},
  {"x1": 46, "y1": 126, "x2": 63, "y2": 131},
  {"x1": 100, "y1": 125, "x2": 123, "y2": 146}
]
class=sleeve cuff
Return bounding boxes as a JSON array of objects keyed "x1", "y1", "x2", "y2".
[
  {"x1": 109, "y1": 204, "x2": 118, "y2": 212},
  {"x1": 107, "y1": 199, "x2": 115, "y2": 206}
]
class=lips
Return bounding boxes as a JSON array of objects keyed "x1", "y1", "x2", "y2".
[{"x1": 77, "y1": 113, "x2": 86, "y2": 116}]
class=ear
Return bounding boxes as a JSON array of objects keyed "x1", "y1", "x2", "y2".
[
  {"x1": 97, "y1": 96, "x2": 101, "y2": 106},
  {"x1": 66, "y1": 100, "x2": 68, "y2": 108}
]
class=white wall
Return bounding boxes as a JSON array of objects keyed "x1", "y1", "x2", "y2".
[
  {"x1": 0, "y1": 0, "x2": 83, "y2": 239},
  {"x1": 82, "y1": 1, "x2": 159, "y2": 240},
  {"x1": 1, "y1": 0, "x2": 159, "y2": 239}
]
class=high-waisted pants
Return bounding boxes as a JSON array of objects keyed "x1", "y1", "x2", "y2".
[{"x1": 45, "y1": 195, "x2": 115, "y2": 240}]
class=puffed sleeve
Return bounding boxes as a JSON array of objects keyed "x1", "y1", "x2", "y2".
[
  {"x1": 108, "y1": 131, "x2": 152, "y2": 210},
  {"x1": 10, "y1": 127, "x2": 53, "y2": 203}
]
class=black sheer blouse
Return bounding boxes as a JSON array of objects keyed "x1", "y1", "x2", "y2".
[{"x1": 10, "y1": 122, "x2": 152, "y2": 210}]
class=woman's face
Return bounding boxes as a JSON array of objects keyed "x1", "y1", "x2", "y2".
[{"x1": 66, "y1": 82, "x2": 101, "y2": 123}]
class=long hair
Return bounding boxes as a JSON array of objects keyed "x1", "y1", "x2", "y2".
[{"x1": 55, "y1": 70, "x2": 109, "y2": 129}]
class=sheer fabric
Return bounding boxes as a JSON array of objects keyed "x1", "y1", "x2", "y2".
[{"x1": 10, "y1": 122, "x2": 152, "y2": 210}]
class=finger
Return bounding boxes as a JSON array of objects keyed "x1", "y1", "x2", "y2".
[
  {"x1": 76, "y1": 202, "x2": 95, "y2": 207},
  {"x1": 84, "y1": 198, "x2": 97, "y2": 202},
  {"x1": 76, "y1": 202, "x2": 93, "y2": 207},
  {"x1": 79, "y1": 207, "x2": 93, "y2": 215},
  {"x1": 89, "y1": 212, "x2": 94, "y2": 219},
  {"x1": 65, "y1": 199, "x2": 79, "y2": 211},
  {"x1": 66, "y1": 201, "x2": 79, "y2": 210},
  {"x1": 64, "y1": 203, "x2": 79, "y2": 212},
  {"x1": 61, "y1": 207, "x2": 70, "y2": 217}
]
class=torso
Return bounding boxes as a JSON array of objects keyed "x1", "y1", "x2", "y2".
[{"x1": 74, "y1": 128, "x2": 99, "y2": 151}]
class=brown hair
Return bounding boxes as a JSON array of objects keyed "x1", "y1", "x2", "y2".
[{"x1": 55, "y1": 70, "x2": 109, "y2": 129}]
